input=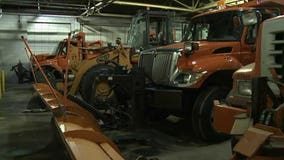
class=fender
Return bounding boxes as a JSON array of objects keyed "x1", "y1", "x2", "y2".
[
  {"x1": 191, "y1": 55, "x2": 243, "y2": 72},
  {"x1": 34, "y1": 53, "x2": 56, "y2": 62},
  {"x1": 185, "y1": 55, "x2": 243, "y2": 88},
  {"x1": 36, "y1": 57, "x2": 63, "y2": 73}
]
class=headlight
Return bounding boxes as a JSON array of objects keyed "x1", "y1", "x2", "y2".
[
  {"x1": 238, "y1": 80, "x2": 252, "y2": 96},
  {"x1": 174, "y1": 71, "x2": 207, "y2": 86}
]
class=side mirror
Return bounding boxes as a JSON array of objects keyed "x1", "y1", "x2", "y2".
[
  {"x1": 241, "y1": 11, "x2": 258, "y2": 26},
  {"x1": 183, "y1": 41, "x2": 192, "y2": 55},
  {"x1": 183, "y1": 41, "x2": 199, "y2": 56}
]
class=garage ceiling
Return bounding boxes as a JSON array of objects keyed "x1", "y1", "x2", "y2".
[{"x1": 0, "y1": 0, "x2": 246, "y2": 16}]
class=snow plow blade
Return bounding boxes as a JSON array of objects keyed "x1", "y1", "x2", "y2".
[{"x1": 34, "y1": 83, "x2": 124, "y2": 160}]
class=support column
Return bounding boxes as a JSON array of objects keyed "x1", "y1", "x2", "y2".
[
  {"x1": 1, "y1": 70, "x2": 5, "y2": 93},
  {"x1": 0, "y1": 71, "x2": 2, "y2": 100}
]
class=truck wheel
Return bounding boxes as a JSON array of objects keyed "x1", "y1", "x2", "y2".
[
  {"x1": 192, "y1": 86, "x2": 230, "y2": 142},
  {"x1": 79, "y1": 65, "x2": 115, "y2": 106},
  {"x1": 90, "y1": 77, "x2": 117, "y2": 109}
]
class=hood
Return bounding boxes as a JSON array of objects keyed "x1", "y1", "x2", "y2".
[
  {"x1": 232, "y1": 63, "x2": 255, "y2": 80},
  {"x1": 140, "y1": 42, "x2": 184, "y2": 54},
  {"x1": 178, "y1": 41, "x2": 241, "y2": 72},
  {"x1": 158, "y1": 42, "x2": 184, "y2": 50},
  {"x1": 191, "y1": 41, "x2": 239, "y2": 56},
  {"x1": 35, "y1": 53, "x2": 57, "y2": 62},
  {"x1": 153, "y1": 41, "x2": 239, "y2": 54}
]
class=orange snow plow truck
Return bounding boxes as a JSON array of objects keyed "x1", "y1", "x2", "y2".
[
  {"x1": 138, "y1": 0, "x2": 284, "y2": 142},
  {"x1": 31, "y1": 31, "x2": 133, "y2": 107},
  {"x1": 23, "y1": 35, "x2": 125, "y2": 160},
  {"x1": 30, "y1": 10, "x2": 176, "y2": 108},
  {"x1": 213, "y1": 12, "x2": 284, "y2": 159}
]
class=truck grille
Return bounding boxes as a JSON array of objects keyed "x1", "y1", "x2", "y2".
[
  {"x1": 261, "y1": 18, "x2": 284, "y2": 84},
  {"x1": 271, "y1": 33, "x2": 284, "y2": 83},
  {"x1": 152, "y1": 53, "x2": 173, "y2": 84},
  {"x1": 139, "y1": 52, "x2": 154, "y2": 79},
  {"x1": 139, "y1": 49, "x2": 180, "y2": 85}
]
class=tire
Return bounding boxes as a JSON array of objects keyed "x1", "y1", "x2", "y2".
[
  {"x1": 192, "y1": 86, "x2": 230, "y2": 142},
  {"x1": 79, "y1": 65, "x2": 115, "y2": 106}
]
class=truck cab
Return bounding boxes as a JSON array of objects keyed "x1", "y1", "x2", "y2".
[
  {"x1": 214, "y1": 14, "x2": 284, "y2": 134},
  {"x1": 127, "y1": 10, "x2": 175, "y2": 51},
  {"x1": 33, "y1": 32, "x2": 107, "y2": 81},
  {"x1": 29, "y1": 30, "x2": 134, "y2": 105},
  {"x1": 214, "y1": 13, "x2": 284, "y2": 159}
]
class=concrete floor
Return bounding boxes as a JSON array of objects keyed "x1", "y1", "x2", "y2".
[
  {"x1": 0, "y1": 84, "x2": 232, "y2": 160},
  {"x1": 0, "y1": 84, "x2": 67, "y2": 160}
]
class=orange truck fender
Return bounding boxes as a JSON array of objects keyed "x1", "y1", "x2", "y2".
[{"x1": 178, "y1": 55, "x2": 243, "y2": 88}]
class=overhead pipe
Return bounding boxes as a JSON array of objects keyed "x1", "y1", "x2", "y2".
[
  {"x1": 92, "y1": 12, "x2": 132, "y2": 18},
  {"x1": 1, "y1": 0, "x2": 247, "y2": 16},
  {"x1": 0, "y1": 1, "x2": 86, "y2": 10},
  {"x1": 0, "y1": 0, "x2": 86, "y2": 8},
  {"x1": 2, "y1": 3, "x2": 86, "y2": 11},
  {"x1": 194, "y1": 0, "x2": 201, "y2": 8},
  {"x1": 81, "y1": 0, "x2": 115, "y2": 16},
  {"x1": 173, "y1": 0, "x2": 193, "y2": 9},
  {"x1": 193, "y1": 0, "x2": 243, "y2": 12},
  {"x1": 113, "y1": 0, "x2": 242, "y2": 13},
  {"x1": 113, "y1": 1, "x2": 195, "y2": 12}
]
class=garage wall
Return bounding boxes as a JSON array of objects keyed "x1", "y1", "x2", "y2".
[
  {"x1": 79, "y1": 16, "x2": 131, "y2": 45},
  {"x1": 0, "y1": 13, "x2": 131, "y2": 83}
]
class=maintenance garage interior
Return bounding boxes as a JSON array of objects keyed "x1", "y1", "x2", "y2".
[{"x1": 0, "y1": 0, "x2": 284, "y2": 160}]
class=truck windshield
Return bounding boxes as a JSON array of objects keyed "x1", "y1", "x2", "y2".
[
  {"x1": 52, "y1": 41, "x2": 66, "y2": 55},
  {"x1": 190, "y1": 10, "x2": 243, "y2": 41},
  {"x1": 127, "y1": 17, "x2": 146, "y2": 50},
  {"x1": 127, "y1": 16, "x2": 170, "y2": 50}
]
